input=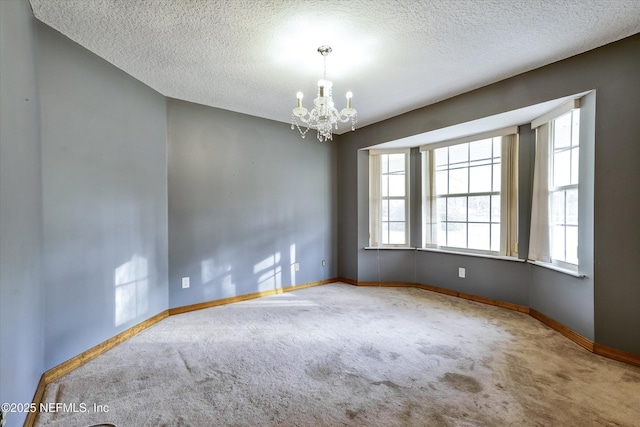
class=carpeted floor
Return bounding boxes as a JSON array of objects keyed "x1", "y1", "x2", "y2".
[{"x1": 36, "y1": 283, "x2": 640, "y2": 426}]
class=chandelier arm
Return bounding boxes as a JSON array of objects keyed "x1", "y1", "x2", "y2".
[
  {"x1": 291, "y1": 45, "x2": 357, "y2": 141},
  {"x1": 297, "y1": 115, "x2": 311, "y2": 124}
]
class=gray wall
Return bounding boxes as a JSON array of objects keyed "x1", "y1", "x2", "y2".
[
  {"x1": 589, "y1": 38, "x2": 640, "y2": 354},
  {"x1": 36, "y1": 23, "x2": 170, "y2": 368},
  {"x1": 338, "y1": 34, "x2": 640, "y2": 354},
  {"x1": 336, "y1": 141, "x2": 361, "y2": 281},
  {"x1": 1, "y1": 11, "x2": 170, "y2": 420},
  {"x1": 528, "y1": 90, "x2": 596, "y2": 340},
  {"x1": 0, "y1": 2, "x2": 44, "y2": 426},
  {"x1": 167, "y1": 99, "x2": 337, "y2": 308},
  {"x1": 1, "y1": 5, "x2": 338, "y2": 421},
  {"x1": 1, "y1": 5, "x2": 637, "y2": 425}
]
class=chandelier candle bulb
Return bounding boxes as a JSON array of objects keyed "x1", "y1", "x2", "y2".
[{"x1": 291, "y1": 45, "x2": 358, "y2": 142}]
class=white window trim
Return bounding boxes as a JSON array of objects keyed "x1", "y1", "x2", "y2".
[
  {"x1": 369, "y1": 148, "x2": 411, "y2": 248},
  {"x1": 369, "y1": 148, "x2": 412, "y2": 156},
  {"x1": 364, "y1": 246, "x2": 416, "y2": 250},
  {"x1": 527, "y1": 260, "x2": 585, "y2": 278},
  {"x1": 421, "y1": 131, "x2": 519, "y2": 257},
  {"x1": 531, "y1": 99, "x2": 580, "y2": 129},
  {"x1": 418, "y1": 247, "x2": 523, "y2": 262},
  {"x1": 529, "y1": 98, "x2": 582, "y2": 271},
  {"x1": 419, "y1": 126, "x2": 518, "y2": 152}
]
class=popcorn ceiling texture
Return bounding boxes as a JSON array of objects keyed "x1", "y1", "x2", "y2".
[{"x1": 29, "y1": 0, "x2": 640, "y2": 132}]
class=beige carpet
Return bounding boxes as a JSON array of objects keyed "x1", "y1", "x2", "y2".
[{"x1": 36, "y1": 283, "x2": 640, "y2": 426}]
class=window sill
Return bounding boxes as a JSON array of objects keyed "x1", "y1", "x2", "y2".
[
  {"x1": 527, "y1": 260, "x2": 586, "y2": 278},
  {"x1": 417, "y1": 247, "x2": 524, "y2": 262},
  {"x1": 364, "y1": 246, "x2": 524, "y2": 262},
  {"x1": 364, "y1": 246, "x2": 417, "y2": 250}
]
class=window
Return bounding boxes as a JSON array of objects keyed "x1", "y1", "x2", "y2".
[
  {"x1": 422, "y1": 128, "x2": 519, "y2": 256},
  {"x1": 550, "y1": 110, "x2": 580, "y2": 265},
  {"x1": 433, "y1": 138, "x2": 502, "y2": 252},
  {"x1": 529, "y1": 98, "x2": 582, "y2": 270},
  {"x1": 369, "y1": 149, "x2": 410, "y2": 247}
]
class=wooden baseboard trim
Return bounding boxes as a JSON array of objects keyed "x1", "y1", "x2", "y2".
[
  {"x1": 415, "y1": 283, "x2": 459, "y2": 298},
  {"x1": 43, "y1": 310, "x2": 169, "y2": 384},
  {"x1": 344, "y1": 278, "x2": 640, "y2": 367},
  {"x1": 28, "y1": 310, "x2": 169, "y2": 426},
  {"x1": 458, "y1": 291, "x2": 530, "y2": 314},
  {"x1": 529, "y1": 309, "x2": 594, "y2": 352},
  {"x1": 594, "y1": 343, "x2": 640, "y2": 367},
  {"x1": 43, "y1": 279, "x2": 336, "y2": 384},
  {"x1": 27, "y1": 276, "x2": 639, "y2": 426},
  {"x1": 357, "y1": 281, "x2": 417, "y2": 288},
  {"x1": 336, "y1": 276, "x2": 358, "y2": 286},
  {"x1": 28, "y1": 278, "x2": 338, "y2": 426},
  {"x1": 168, "y1": 278, "x2": 336, "y2": 316},
  {"x1": 23, "y1": 375, "x2": 46, "y2": 427},
  {"x1": 353, "y1": 280, "x2": 529, "y2": 313}
]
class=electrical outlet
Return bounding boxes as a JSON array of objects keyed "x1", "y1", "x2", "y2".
[
  {"x1": 294, "y1": 263, "x2": 300, "y2": 272},
  {"x1": 322, "y1": 260, "x2": 326, "y2": 267},
  {"x1": 458, "y1": 267, "x2": 466, "y2": 278},
  {"x1": 181, "y1": 277, "x2": 190, "y2": 288}
]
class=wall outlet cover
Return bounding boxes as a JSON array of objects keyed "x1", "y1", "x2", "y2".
[
  {"x1": 458, "y1": 267, "x2": 466, "y2": 278},
  {"x1": 181, "y1": 277, "x2": 190, "y2": 288}
]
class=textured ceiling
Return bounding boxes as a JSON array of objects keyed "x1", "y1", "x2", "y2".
[{"x1": 29, "y1": 0, "x2": 640, "y2": 134}]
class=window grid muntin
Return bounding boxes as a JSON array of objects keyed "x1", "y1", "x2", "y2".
[
  {"x1": 550, "y1": 109, "x2": 579, "y2": 265},
  {"x1": 380, "y1": 153, "x2": 409, "y2": 245},
  {"x1": 435, "y1": 138, "x2": 501, "y2": 252}
]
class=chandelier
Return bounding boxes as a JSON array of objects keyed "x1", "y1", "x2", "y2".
[{"x1": 291, "y1": 46, "x2": 358, "y2": 142}]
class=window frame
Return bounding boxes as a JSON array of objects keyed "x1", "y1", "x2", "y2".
[
  {"x1": 420, "y1": 126, "x2": 519, "y2": 257},
  {"x1": 369, "y1": 148, "x2": 411, "y2": 248},
  {"x1": 432, "y1": 138, "x2": 502, "y2": 255},
  {"x1": 549, "y1": 109, "x2": 580, "y2": 269},
  {"x1": 529, "y1": 98, "x2": 583, "y2": 273}
]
